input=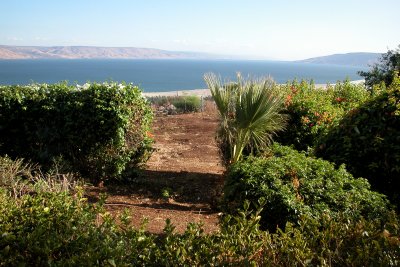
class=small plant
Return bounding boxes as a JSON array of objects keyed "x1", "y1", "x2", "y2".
[
  {"x1": 204, "y1": 73, "x2": 287, "y2": 164},
  {"x1": 161, "y1": 187, "x2": 173, "y2": 199}
]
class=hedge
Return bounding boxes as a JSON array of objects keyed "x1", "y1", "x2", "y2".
[
  {"x1": 276, "y1": 79, "x2": 370, "y2": 151},
  {"x1": 316, "y1": 73, "x2": 400, "y2": 207},
  {"x1": 1, "y1": 155, "x2": 399, "y2": 266},
  {"x1": 224, "y1": 144, "x2": 389, "y2": 231},
  {"x1": 0, "y1": 82, "x2": 153, "y2": 180}
]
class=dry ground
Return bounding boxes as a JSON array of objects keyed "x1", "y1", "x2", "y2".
[{"x1": 87, "y1": 103, "x2": 225, "y2": 234}]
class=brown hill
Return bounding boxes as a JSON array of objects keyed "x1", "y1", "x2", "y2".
[
  {"x1": 0, "y1": 45, "x2": 216, "y2": 60},
  {"x1": 0, "y1": 47, "x2": 32, "y2": 59}
]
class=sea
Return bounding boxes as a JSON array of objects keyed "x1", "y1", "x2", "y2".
[{"x1": 0, "y1": 59, "x2": 367, "y2": 92}]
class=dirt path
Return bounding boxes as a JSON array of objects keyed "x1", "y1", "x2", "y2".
[{"x1": 88, "y1": 105, "x2": 225, "y2": 234}]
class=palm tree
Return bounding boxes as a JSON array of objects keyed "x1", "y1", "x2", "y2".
[{"x1": 204, "y1": 73, "x2": 287, "y2": 164}]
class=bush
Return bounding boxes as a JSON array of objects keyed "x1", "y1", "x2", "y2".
[
  {"x1": 171, "y1": 95, "x2": 202, "y2": 113},
  {"x1": 276, "y1": 79, "x2": 370, "y2": 151},
  {"x1": 146, "y1": 95, "x2": 170, "y2": 107},
  {"x1": 147, "y1": 95, "x2": 202, "y2": 114},
  {"x1": 262, "y1": 211, "x2": 400, "y2": 266},
  {"x1": 0, "y1": 155, "x2": 270, "y2": 266},
  {"x1": 316, "y1": 73, "x2": 400, "y2": 207},
  {"x1": 0, "y1": 82, "x2": 153, "y2": 180},
  {"x1": 1, "y1": 187, "x2": 399, "y2": 266},
  {"x1": 0, "y1": 156, "x2": 398, "y2": 266},
  {"x1": 224, "y1": 144, "x2": 389, "y2": 231}
]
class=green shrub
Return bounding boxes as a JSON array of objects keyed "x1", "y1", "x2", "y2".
[
  {"x1": 0, "y1": 155, "x2": 398, "y2": 266},
  {"x1": 171, "y1": 95, "x2": 202, "y2": 113},
  {"x1": 146, "y1": 95, "x2": 170, "y2": 106},
  {"x1": 262, "y1": 212, "x2": 400, "y2": 266},
  {"x1": 224, "y1": 144, "x2": 389, "y2": 231},
  {"x1": 147, "y1": 95, "x2": 202, "y2": 113},
  {"x1": 0, "y1": 188, "x2": 161, "y2": 266},
  {"x1": 276, "y1": 79, "x2": 370, "y2": 151},
  {"x1": 0, "y1": 82, "x2": 153, "y2": 180},
  {"x1": 316, "y1": 73, "x2": 400, "y2": 207},
  {"x1": 1, "y1": 186, "x2": 399, "y2": 266}
]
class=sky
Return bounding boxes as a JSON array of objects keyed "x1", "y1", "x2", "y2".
[{"x1": 1, "y1": 0, "x2": 399, "y2": 60}]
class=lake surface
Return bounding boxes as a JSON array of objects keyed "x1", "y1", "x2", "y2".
[{"x1": 0, "y1": 59, "x2": 367, "y2": 92}]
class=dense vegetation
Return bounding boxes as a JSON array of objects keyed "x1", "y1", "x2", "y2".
[
  {"x1": 147, "y1": 95, "x2": 202, "y2": 113},
  {"x1": 359, "y1": 45, "x2": 400, "y2": 88},
  {"x1": 1, "y1": 157, "x2": 399, "y2": 266},
  {"x1": 276, "y1": 79, "x2": 369, "y2": 151},
  {"x1": 0, "y1": 82, "x2": 153, "y2": 181},
  {"x1": 224, "y1": 144, "x2": 390, "y2": 231},
  {"x1": 317, "y1": 73, "x2": 400, "y2": 206},
  {"x1": 1, "y1": 48, "x2": 400, "y2": 264}
]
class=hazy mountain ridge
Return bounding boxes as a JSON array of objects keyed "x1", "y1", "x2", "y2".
[
  {"x1": 0, "y1": 46, "x2": 383, "y2": 66},
  {"x1": 297, "y1": 52, "x2": 382, "y2": 67},
  {"x1": 0, "y1": 45, "x2": 220, "y2": 60}
]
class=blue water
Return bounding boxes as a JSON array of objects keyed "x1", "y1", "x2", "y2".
[{"x1": 0, "y1": 59, "x2": 367, "y2": 92}]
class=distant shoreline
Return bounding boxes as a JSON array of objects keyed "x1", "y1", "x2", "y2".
[
  {"x1": 142, "y1": 80, "x2": 364, "y2": 97},
  {"x1": 143, "y1": 89, "x2": 212, "y2": 97},
  {"x1": 0, "y1": 60, "x2": 366, "y2": 90}
]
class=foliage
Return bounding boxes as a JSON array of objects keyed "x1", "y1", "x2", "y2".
[
  {"x1": 1, "y1": 185, "x2": 399, "y2": 266},
  {"x1": 224, "y1": 144, "x2": 389, "y2": 231},
  {"x1": 0, "y1": 156, "x2": 398, "y2": 266},
  {"x1": 204, "y1": 73, "x2": 287, "y2": 164},
  {"x1": 316, "y1": 73, "x2": 400, "y2": 207},
  {"x1": 0, "y1": 82, "x2": 153, "y2": 181},
  {"x1": 0, "y1": 188, "x2": 159, "y2": 266},
  {"x1": 359, "y1": 44, "x2": 400, "y2": 88},
  {"x1": 171, "y1": 95, "x2": 202, "y2": 113},
  {"x1": 147, "y1": 95, "x2": 202, "y2": 113},
  {"x1": 146, "y1": 95, "x2": 171, "y2": 107},
  {"x1": 0, "y1": 155, "x2": 79, "y2": 199},
  {"x1": 276, "y1": 79, "x2": 370, "y2": 151},
  {"x1": 262, "y1": 212, "x2": 400, "y2": 266}
]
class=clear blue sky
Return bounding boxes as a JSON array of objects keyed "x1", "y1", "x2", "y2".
[{"x1": 1, "y1": 0, "x2": 399, "y2": 60}]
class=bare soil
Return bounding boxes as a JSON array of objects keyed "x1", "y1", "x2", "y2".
[{"x1": 86, "y1": 103, "x2": 225, "y2": 234}]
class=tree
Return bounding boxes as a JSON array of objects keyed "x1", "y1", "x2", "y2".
[
  {"x1": 204, "y1": 73, "x2": 287, "y2": 164},
  {"x1": 358, "y1": 45, "x2": 400, "y2": 88}
]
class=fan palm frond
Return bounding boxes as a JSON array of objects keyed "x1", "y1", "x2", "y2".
[{"x1": 204, "y1": 73, "x2": 287, "y2": 163}]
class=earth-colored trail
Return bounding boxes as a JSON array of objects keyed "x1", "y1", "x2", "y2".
[{"x1": 88, "y1": 106, "x2": 225, "y2": 234}]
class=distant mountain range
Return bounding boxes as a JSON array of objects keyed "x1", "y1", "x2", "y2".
[
  {"x1": 0, "y1": 45, "x2": 220, "y2": 60},
  {"x1": 297, "y1": 52, "x2": 382, "y2": 67},
  {"x1": 0, "y1": 45, "x2": 382, "y2": 67}
]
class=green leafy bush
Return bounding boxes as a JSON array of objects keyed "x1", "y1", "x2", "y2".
[
  {"x1": 262, "y1": 212, "x2": 400, "y2": 266},
  {"x1": 0, "y1": 155, "x2": 271, "y2": 266},
  {"x1": 0, "y1": 154, "x2": 398, "y2": 266},
  {"x1": 276, "y1": 79, "x2": 370, "y2": 151},
  {"x1": 147, "y1": 95, "x2": 202, "y2": 113},
  {"x1": 224, "y1": 144, "x2": 389, "y2": 231},
  {"x1": 1, "y1": 186, "x2": 399, "y2": 266},
  {"x1": 171, "y1": 95, "x2": 202, "y2": 113},
  {"x1": 0, "y1": 82, "x2": 153, "y2": 180},
  {"x1": 317, "y1": 73, "x2": 400, "y2": 207},
  {"x1": 146, "y1": 95, "x2": 170, "y2": 107}
]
